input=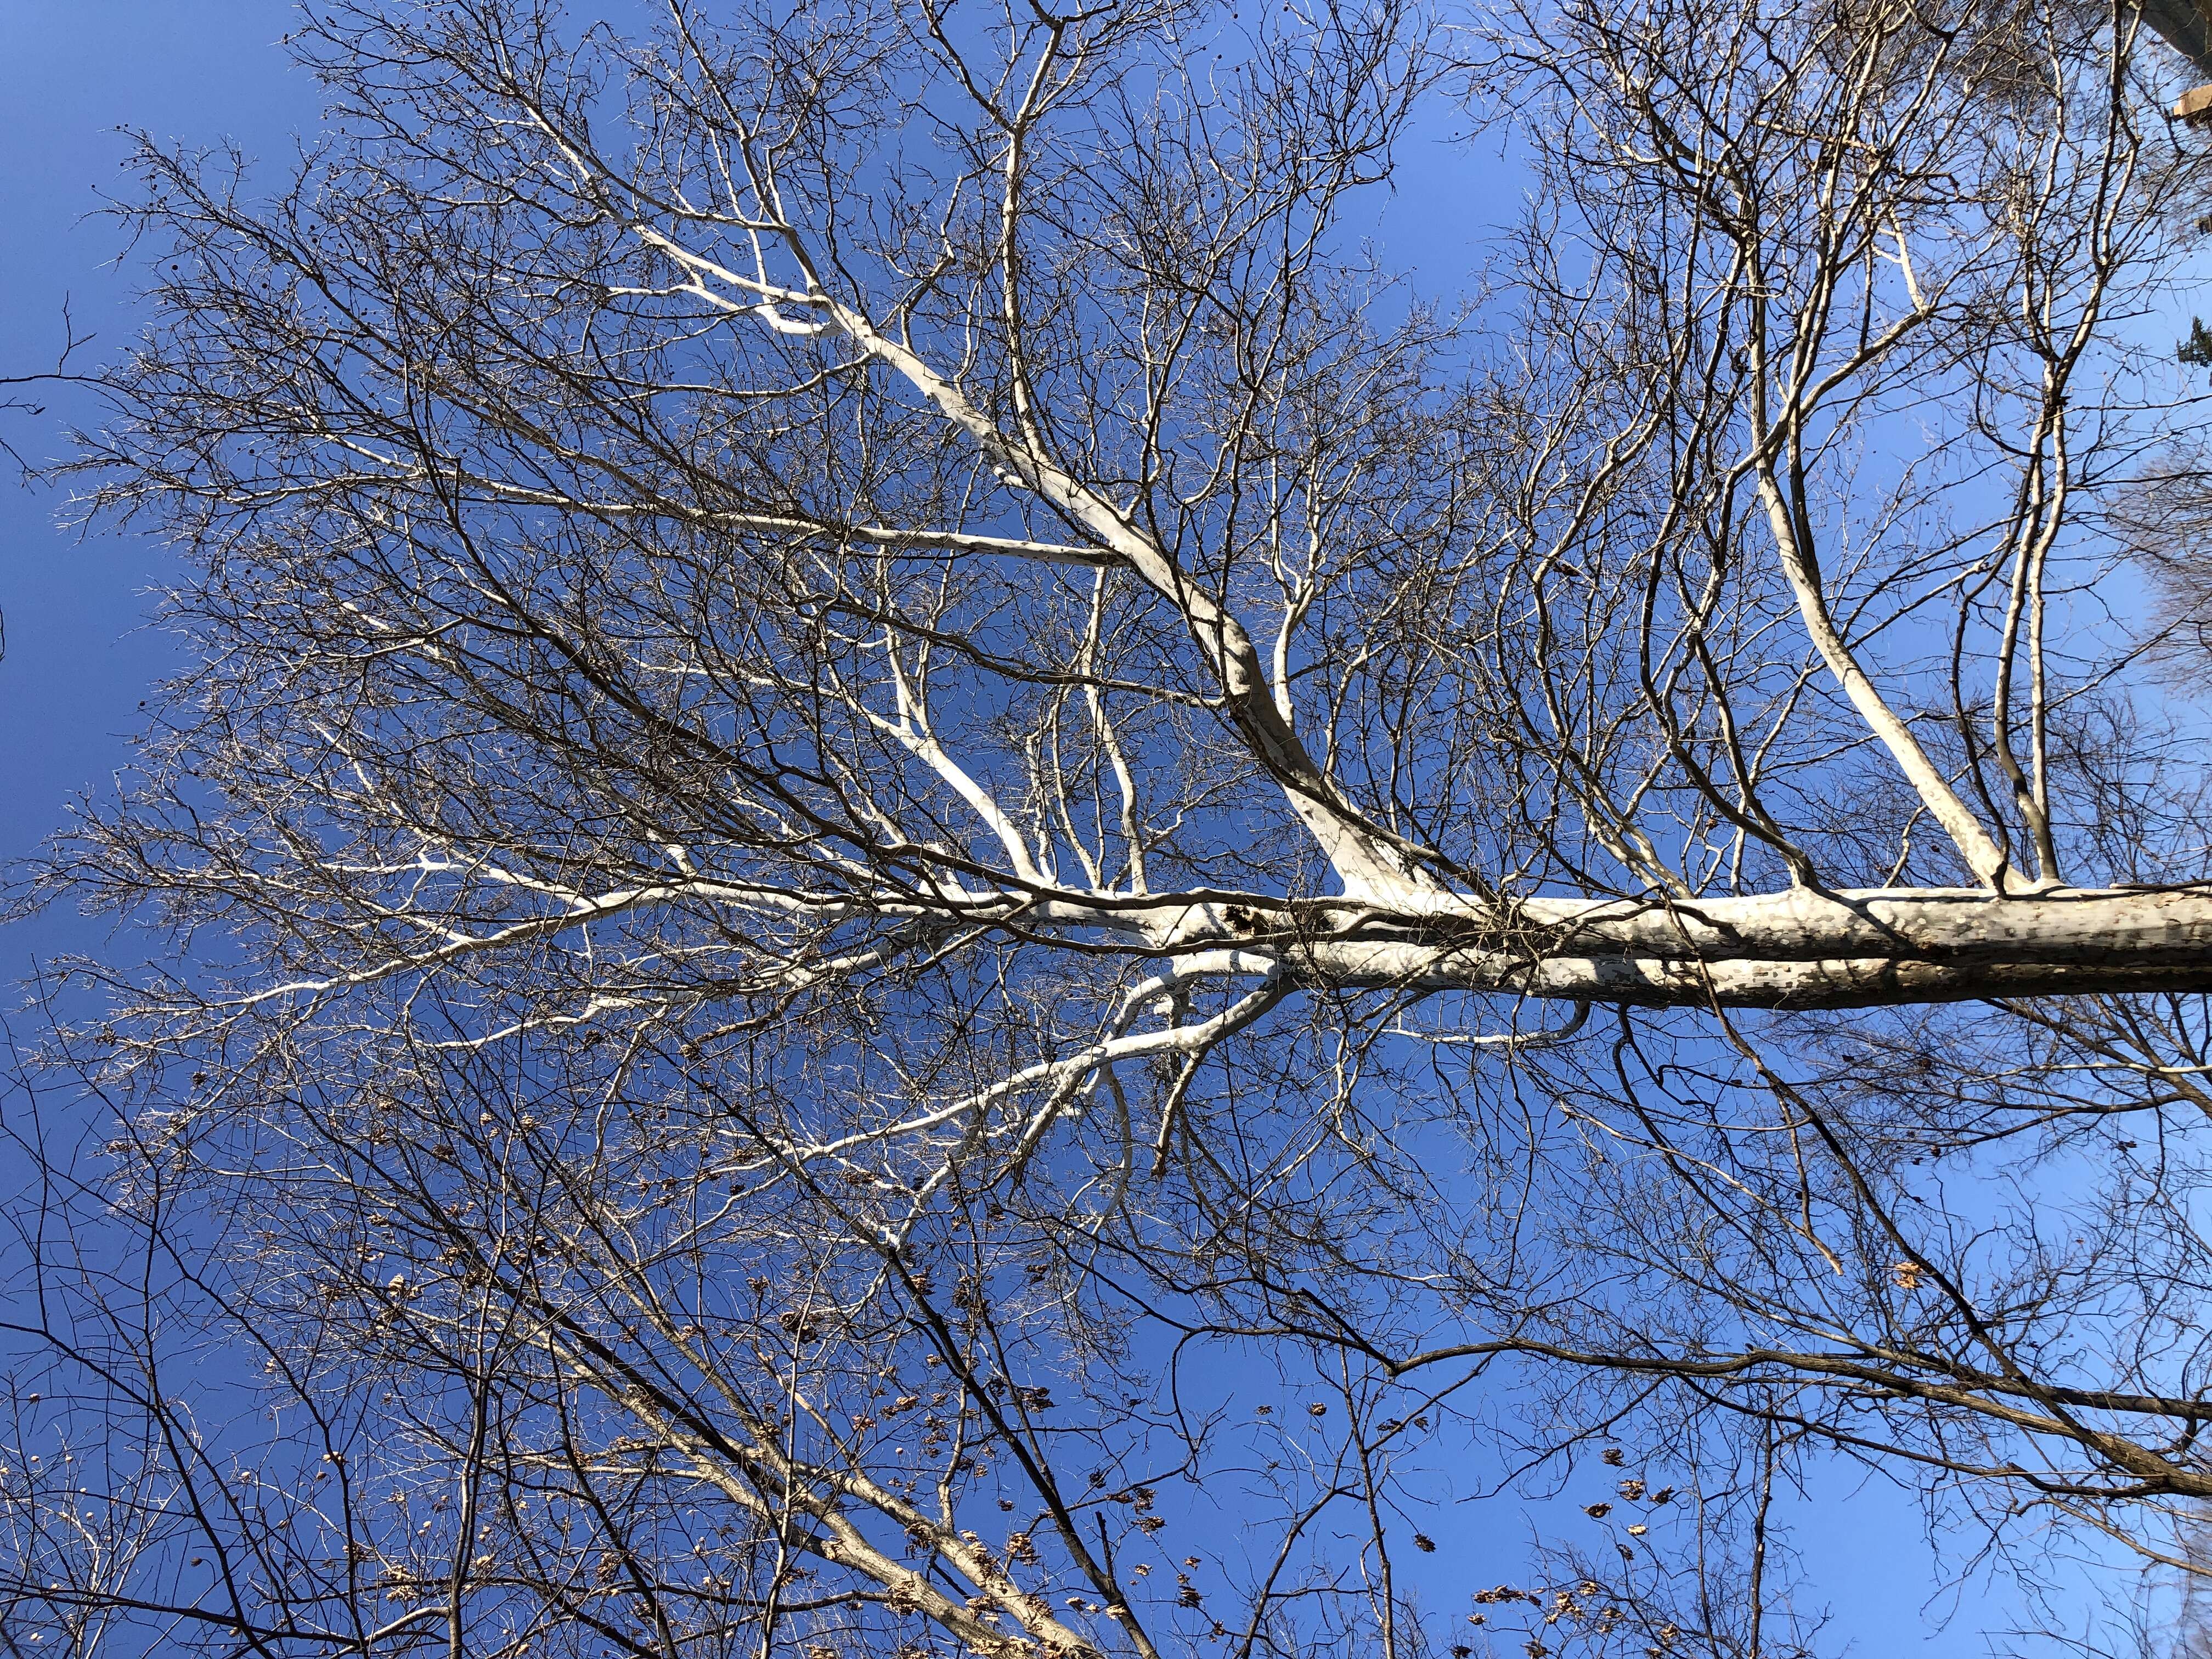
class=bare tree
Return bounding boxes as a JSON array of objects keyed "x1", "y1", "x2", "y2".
[{"x1": 12, "y1": 0, "x2": 2212, "y2": 1655}]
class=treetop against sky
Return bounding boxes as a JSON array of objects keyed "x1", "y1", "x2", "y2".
[{"x1": 13, "y1": 2, "x2": 2212, "y2": 1656}]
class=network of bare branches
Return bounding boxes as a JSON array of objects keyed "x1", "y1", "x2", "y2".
[{"x1": 9, "y1": 0, "x2": 2212, "y2": 1656}]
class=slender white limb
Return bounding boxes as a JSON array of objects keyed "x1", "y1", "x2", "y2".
[
  {"x1": 1388, "y1": 1000, "x2": 1591, "y2": 1049},
  {"x1": 876, "y1": 629, "x2": 1046, "y2": 885},
  {"x1": 1758, "y1": 475, "x2": 2008, "y2": 888},
  {"x1": 431, "y1": 472, "x2": 1124, "y2": 567},
  {"x1": 797, "y1": 956, "x2": 1283, "y2": 1163},
  {"x1": 1081, "y1": 570, "x2": 1148, "y2": 892}
]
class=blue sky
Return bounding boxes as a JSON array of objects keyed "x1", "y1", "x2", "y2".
[
  {"x1": 0, "y1": 5, "x2": 2152, "y2": 1653},
  {"x1": 0, "y1": 2, "x2": 315, "y2": 942}
]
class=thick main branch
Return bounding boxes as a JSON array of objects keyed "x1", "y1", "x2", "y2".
[{"x1": 1279, "y1": 884, "x2": 2212, "y2": 1008}]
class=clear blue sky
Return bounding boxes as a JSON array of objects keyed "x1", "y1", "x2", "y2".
[
  {"x1": 0, "y1": 5, "x2": 2139, "y2": 1653},
  {"x1": 0, "y1": 2, "x2": 315, "y2": 943}
]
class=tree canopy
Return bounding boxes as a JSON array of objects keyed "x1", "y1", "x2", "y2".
[{"x1": 12, "y1": 0, "x2": 2212, "y2": 1655}]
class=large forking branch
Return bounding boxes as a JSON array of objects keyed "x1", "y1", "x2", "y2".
[
  {"x1": 622, "y1": 216, "x2": 1436, "y2": 906},
  {"x1": 622, "y1": 236, "x2": 2212, "y2": 1004},
  {"x1": 461, "y1": 94, "x2": 2212, "y2": 1013}
]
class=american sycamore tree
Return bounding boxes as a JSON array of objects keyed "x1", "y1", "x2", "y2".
[{"x1": 14, "y1": 0, "x2": 2212, "y2": 1655}]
